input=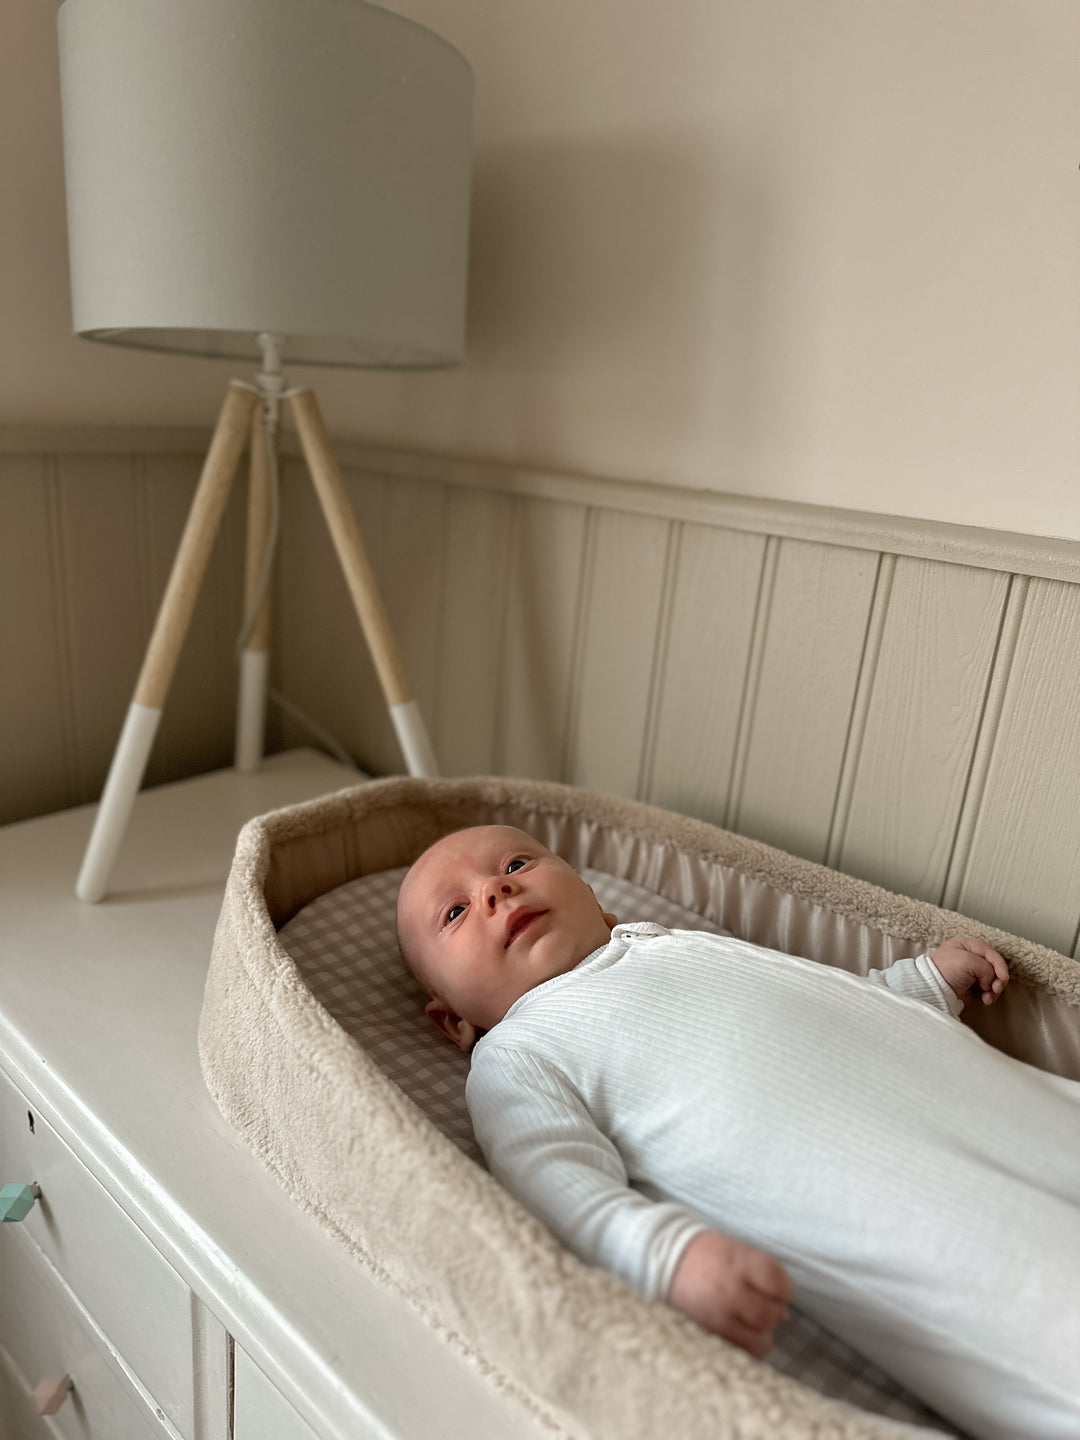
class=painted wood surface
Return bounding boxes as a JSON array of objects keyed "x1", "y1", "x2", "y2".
[
  {"x1": 0, "y1": 753, "x2": 556, "y2": 1440},
  {"x1": 830, "y1": 557, "x2": 1011, "y2": 905},
  {"x1": 2, "y1": 433, "x2": 1079, "y2": 954},
  {"x1": 0, "y1": 448, "x2": 243, "y2": 824},
  {"x1": 434, "y1": 486, "x2": 515, "y2": 777},
  {"x1": 645, "y1": 523, "x2": 768, "y2": 828},
  {"x1": 568, "y1": 509, "x2": 672, "y2": 798},
  {"x1": 730, "y1": 539, "x2": 881, "y2": 862},
  {"x1": 0, "y1": 1066, "x2": 200, "y2": 1436},
  {"x1": 233, "y1": 1349, "x2": 325, "y2": 1440},
  {"x1": 0, "y1": 1228, "x2": 166, "y2": 1440},
  {"x1": 495, "y1": 496, "x2": 589, "y2": 781},
  {"x1": 948, "y1": 576, "x2": 1080, "y2": 956}
]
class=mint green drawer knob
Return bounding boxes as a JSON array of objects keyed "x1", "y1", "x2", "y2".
[{"x1": 0, "y1": 1182, "x2": 41, "y2": 1221}]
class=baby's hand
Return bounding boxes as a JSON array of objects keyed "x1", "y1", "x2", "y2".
[
  {"x1": 931, "y1": 936, "x2": 1010, "y2": 1007},
  {"x1": 668, "y1": 1230, "x2": 792, "y2": 1359}
]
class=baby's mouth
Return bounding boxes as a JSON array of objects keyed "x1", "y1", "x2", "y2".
[{"x1": 504, "y1": 908, "x2": 546, "y2": 948}]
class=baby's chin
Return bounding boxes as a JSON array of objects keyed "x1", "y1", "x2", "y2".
[{"x1": 498, "y1": 942, "x2": 595, "y2": 1011}]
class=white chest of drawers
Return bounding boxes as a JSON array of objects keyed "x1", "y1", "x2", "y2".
[{"x1": 0, "y1": 752, "x2": 549, "y2": 1440}]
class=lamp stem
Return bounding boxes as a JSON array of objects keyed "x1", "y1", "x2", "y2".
[
  {"x1": 255, "y1": 331, "x2": 286, "y2": 429},
  {"x1": 235, "y1": 333, "x2": 287, "y2": 771}
]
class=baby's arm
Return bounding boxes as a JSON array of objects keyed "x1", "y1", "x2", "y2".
[
  {"x1": 467, "y1": 1046, "x2": 790, "y2": 1356},
  {"x1": 468, "y1": 1046, "x2": 705, "y2": 1298},
  {"x1": 864, "y1": 939, "x2": 1009, "y2": 1017}
]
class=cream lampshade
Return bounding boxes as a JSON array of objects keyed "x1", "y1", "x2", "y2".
[{"x1": 57, "y1": 0, "x2": 473, "y2": 901}]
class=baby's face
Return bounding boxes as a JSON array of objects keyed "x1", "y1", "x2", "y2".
[{"x1": 397, "y1": 825, "x2": 615, "y2": 1049}]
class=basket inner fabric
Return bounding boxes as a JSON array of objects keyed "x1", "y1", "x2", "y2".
[{"x1": 279, "y1": 866, "x2": 961, "y2": 1438}]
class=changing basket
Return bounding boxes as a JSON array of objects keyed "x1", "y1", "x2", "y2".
[{"x1": 198, "y1": 774, "x2": 1080, "y2": 1440}]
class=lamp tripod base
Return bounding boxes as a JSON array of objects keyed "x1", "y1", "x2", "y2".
[{"x1": 76, "y1": 380, "x2": 439, "y2": 902}]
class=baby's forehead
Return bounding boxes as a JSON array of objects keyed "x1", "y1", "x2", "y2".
[
  {"x1": 414, "y1": 824, "x2": 538, "y2": 881},
  {"x1": 400, "y1": 825, "x2": 539, "y2": 907}
]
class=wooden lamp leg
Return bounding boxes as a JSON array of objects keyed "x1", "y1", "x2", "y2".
[
  {"x1": 75, "y1": 382, "x2": 257, "y2": 902},
  {"x1": 287, "y1": 389, "x2": 439, "y2": 778},
  {"x1": 235, "y1": 404, "x2": 274, "y2": 772}
]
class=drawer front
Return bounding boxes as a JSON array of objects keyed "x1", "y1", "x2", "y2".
[
  {"x1": 0, "y1": 1066, "x2": 197, "y2": 1436},
  {"x1": 0, "y1": 1345, "x2": 34, "y2": 1440},
  {"x1": 0, "y1": 1341, "x2": 53, "y2": 1440},
  {"x1": 233, "y1": 1350, "x2": 322, "y2": 1440},
  {"x1": 0, "y1": 1225, "x2": 168, "y2": 1440}
]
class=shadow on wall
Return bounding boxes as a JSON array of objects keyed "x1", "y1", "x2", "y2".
[{"x1": 462, "y1": 134, "x2": 773, "y2": 476}]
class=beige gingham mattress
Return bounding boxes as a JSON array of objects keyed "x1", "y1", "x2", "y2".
[{"x1": 279, "y1": 865, "x2": 962, "y2": 1438}]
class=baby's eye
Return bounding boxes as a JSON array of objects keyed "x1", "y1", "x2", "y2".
[
  {"x1": 506, "y1": 857, "x2": 528, "y2": 873},
  {"x1": 446, "y1": 903, "x2": 466, "y2": 924}
]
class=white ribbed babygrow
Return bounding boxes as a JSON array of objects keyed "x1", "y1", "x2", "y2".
[{"x1": 467, "y1": 923, "x2": 1080, "y2": 1440}]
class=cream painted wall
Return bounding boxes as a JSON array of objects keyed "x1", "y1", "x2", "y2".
[{"x1": 4, "y1": 0, "x2": 1079, "y2": 539}]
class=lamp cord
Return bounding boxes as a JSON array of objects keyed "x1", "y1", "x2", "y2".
[{"x1": 231, "y1": 382, "x2": 359, "y2": 772}]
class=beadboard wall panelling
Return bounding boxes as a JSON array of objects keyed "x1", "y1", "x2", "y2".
[
  {"x1": 53, "y1": 454, "x2": 146, "y2": 802},
  {"x1": 0, "y1": 454, "x2": 72, "y2": 820},
  {"x1": 272, "y1": 458, "x2": 397, "y2": 775},
  {"x1": 495, "y1": 496, "x2": 589, "y2": 782},
  {"x1": 292, "y1": 436, "x2": 1080, "y2": 586},
  {"x1": 5, "y1": 426, "x2": 1078, "y2": 581},
  {"x1": 4, "y1": 427, "x2": 1080, "y2": 955},
  {"x1": 645, "y1": 524, "x2": 768, "y2": 828},
  {"x1": 948, "y1": 576, "x2": 1080, "y2": 958},
  {"x1": 830, "y1": 558, "x2": 1011, "y2": 905},
  {"x1": 728, "y1": 539, "x2": 881, "y2": 863},
  {"x1": 433, "y1": 486, "x2": 515, "y2": 776},
  {"x1": 0, "y1": 446, "x2": 245, "y2": 825},
  {"x1": 383, "y1": 474, "x2": 448, "y2": 743},
  {"x1": 567, "y1": 509, "x2": 672, "y2": 798}
]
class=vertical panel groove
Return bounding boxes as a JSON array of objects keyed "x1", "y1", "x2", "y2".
[
  {"x1": 425, "y1": 482, "x2": 451, "y2": 749},
  {"x1": 725, "y1": 535, "x2": 779, "y2": 832},
  {"x1": 636, "y1": 521, "x2": 682, "y2": 803},
  {"x1": 133, "y1": 454, "x2": 154, "y2": 647},
  {"x1": 490, "y1": 496, "x2": 524, "y2": 776},
  {"x1": 824, "y1": 552, "x2": 896, "y2": 869},
  {"x1": 45, "y1": 454, "x2": 82, "y2": 803},
  {"x1": 429, "y1": 483, "x2": 450, "y2": 740},
  {"x1": 940, "y1": 573, "x2": 1029, "y2": 910},
  {"x1": 559, "y1": 508, "x2": 599, "y2": 783}
]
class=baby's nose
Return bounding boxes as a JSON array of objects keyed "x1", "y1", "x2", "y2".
[{"x1": 486, "y1": 880, "x2": 518, "y2": 910}]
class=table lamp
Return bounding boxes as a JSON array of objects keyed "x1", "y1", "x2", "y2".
[{"x1": 56, "y1": 0, "x2": 473, "y2": 902}]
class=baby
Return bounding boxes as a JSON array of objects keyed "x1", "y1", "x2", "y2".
[{"x1": 397, "y1": 824, "x2": 1080, "y2": 1440}]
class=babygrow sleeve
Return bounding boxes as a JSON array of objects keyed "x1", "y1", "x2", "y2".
[
  {"x1": 864, "y1": 954, "x2": 964, "y2": 1017},
  {"x1": 467, "y1": 1045, "x2": 707, "y2": 1301}
]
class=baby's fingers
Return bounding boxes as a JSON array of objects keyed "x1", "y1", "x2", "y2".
[
  {"x1": 744, "y1": 1248, "x2": 794, "y2": 1305},
  {"x1": 726, "y1": 1314, "x2": 780, "y2": 1360},
  {"x1": 975, "y1": 950, "x2": 1010, "y2": 1004},
  {"x1": 726, "y1": 1276, "x2": 788, "y2": 1359},
  {"x1": 734, "y1": 1285, "x2": 789, "y2": 1336}
]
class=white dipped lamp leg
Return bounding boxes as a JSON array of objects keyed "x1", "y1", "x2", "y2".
[
  {"x1": 390, "y1": 700, "x2": 439, "y2": 778},
  {"x1": 75, "y1": 704, "x2": 161, "y2": 902},
  {"x1": 75, "y1": 383, "x2": 256, "y2": 901},
  {"x1": 288, "y1": 388, "x2": 441, "y2": 779}
]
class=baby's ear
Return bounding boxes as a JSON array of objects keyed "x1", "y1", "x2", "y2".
[{"x1": 425, "y1": 997, "x2": 478, "y2": 1051}]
